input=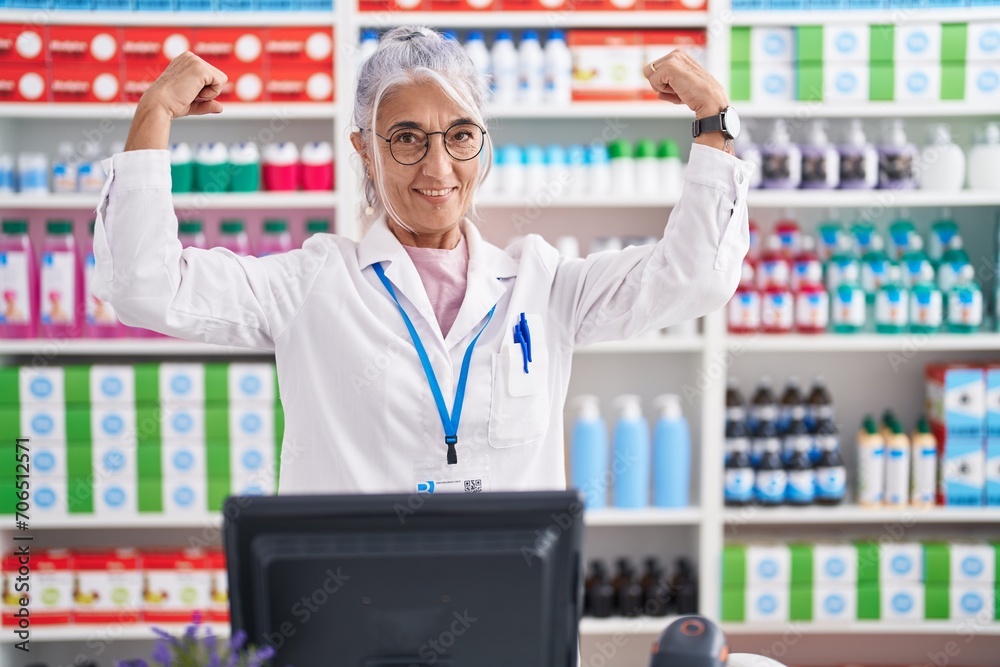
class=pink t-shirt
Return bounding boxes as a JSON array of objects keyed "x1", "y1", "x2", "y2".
[{"x1": 402, "y1": 235, "x2": 468, "y2": 338}]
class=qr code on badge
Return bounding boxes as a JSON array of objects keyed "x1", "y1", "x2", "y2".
[{"x1": 464, "y1": 479, "x2": 483, "y2": 493}]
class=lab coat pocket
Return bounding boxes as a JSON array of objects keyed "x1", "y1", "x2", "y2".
[
  {"x1": 714, "y1": 190, "x2": 749, "y2": 272},
  {"x1": 488, "y1": 317, "x2": 550, "y2": 448}
]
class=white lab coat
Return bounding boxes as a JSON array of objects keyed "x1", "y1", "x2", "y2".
[{"x1": 93, "y1": 144, "x2": 752, "y2": 495}]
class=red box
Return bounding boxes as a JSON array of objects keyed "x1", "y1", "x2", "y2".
[
  {"x1": 206, "y1": 549, "x2": 228, "y2": 622},
  {"x1": 643, "y1": 0, "x2": 707, "y2": 9},
  {"x1": 121, "y1": 27, "x2": 192, "y2": 76},
  {"x1": 191, "y1": 28, "x2": 265, "y2": 68},
  {"x1": 0, "y1": 24, "x2": 46, "y2": 63},
  {"x1": 265, "y1": 28, "x2": 334, "y2": 67},
  {"x1": 51, "y1": 63, "x2": 123, "y2": 103},
  {"x1": 142, "y1": 549, "x2": 211, "y2": 623},
  {"x1": 49, "y1": 26, "x2": 121, "y2": 65},
  {"x1": 359, "y1": 0, "x2": 425, "y2": 10},
  {"x1": 266, "y1": 65, "x2": 333, "y2": 102},
  {"x1": 0, "y1": 63, "x2": 48, "y2": 103},
  {"x1": 3, "y1": 550, "x2": 74, "y2": 626},
  {"x1": 428, "y1": 0, "x2": 496, "y2": 9},
  {"x1": 73, "y1": 549, "x2": 142, "y2": 624},
  {"x1": 216, "y1": 66, "x2": 266, "y2": 103}
]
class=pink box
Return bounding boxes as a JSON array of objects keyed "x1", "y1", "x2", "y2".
[
  {"x1": 0, "y1": 63, "x2": 48, "y2": 102},
  {"x1": 51, "y1": 63, "x2": 123, "y2": 103},
  {"x1": 0, "y1": 24, "x2": 47, "y2": 63},
  {"x1": 49, "y1": 26, "x2": 121, "y2": 65}
]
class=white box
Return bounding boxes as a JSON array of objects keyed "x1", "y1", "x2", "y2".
[
  {"x1": 230, "y1": 405, "x2": 274, "y2": 441},
  {"x1": 93, "y1": 474, "x2": 137, "y2": 515},
  {"x1": 31, "y1": 475, "x2": 67, "y2": 517},
  {"x1": 231, "y1": 440, "x2": 276, "y2": 478},
  {"x1": 19, "y1": 367, "x2": 64, "y2": 405},
  {"x1": 751, "y1": 62, "x2": 795, "y2": 102},
  {"x1": 751, "y1": 27, "x2": 795, "y2": 63},
  {"x1": 895, "y1": 23, "x2": 942, "y2": 63},
  {"x1": 164, "y1": 475, "x2": 207, "y2": 514},
  {"x1": 950, "y1": 544, "x2": 996, "y2": 585},
  {"x1": 161, "y1": 405, "x2": 205, "y2": 442},
  {"x1": 162, "y1": 443, "x2": 206, "y2": 478},
  {"x1": 143, "y1": 554, "x2": 212, "y2": 617},
  {"x1": 89, "y1": 365, "x2": 135, "y2": 405},
  {"x1": 92, "y1": 441, "x2": 137, "y2": 478},
  {"x1": 747, "y1": 585, "x2": 789, "y2": 622},
  {"x1": 966, "y1": 62, "x2": 1000, "y2": 102},
  {"x1": 881, "y1": 583, "x2": 925, "y2": 620},
  {"x1": 231, "y1": 467, "x2": 277, "y2": 496},
  {"x1": 73, "y1": 556, "x2": 142, "y2": 619},
  {"x1": 31, "y1": 442, "x2": 66, "y2": 477},
  {"x1": 814, "y1": 544, "x2": 858, "y2": 584},
  {"x1": 824, "y1": 62, "x2": 869, "y2": 102},
  {"x1": 895, "y1": 62, "x2": 941, "y2": 101},
  {"x1": 814, "y1": 585, "x2": 856, "y2": 622},
  {"x1": 881, "y1": 543, "x2": 924, "y2": 583},
  {"x1": 91, "y1": 404, "x2": 137, "y2": 443},
  {"x1": 747, "y1": 545, "x2": 791, "y2": 585},
  {"x1": 160, "y1": 363, "x2": 205, "y2": 406},
  {"x1": 228, "y1": 363, "x2": 275, "y2": 404},
  {"x1": 823, "y1": 24, "x2": 870, "y2": 62},
  {"x1": 966, "y1": 22, "x2": 1000, "y2": 61},
  {"x1": 951, "y1": 585, "x2": 996, "y2": 620},
  {"x1": 21, "y1": 404, "x2": 65, "y2": 442}
]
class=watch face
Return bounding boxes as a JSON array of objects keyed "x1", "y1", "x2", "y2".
[{"x1": 723, "y1": 107, "x2": 742, "y2": 141}]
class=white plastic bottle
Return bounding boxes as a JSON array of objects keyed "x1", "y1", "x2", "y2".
[
  {"x1": 587, "y1": 143, "x2": 611, "y2": 198},
  {"x1": 358, "y1": 30, "x2": 379, "y2": 70},
  {"x1": 967, "y1": 122, "x2": 1000, "y2": 191},
  {"x1": 465, "y1": 31, "x2": 491, "y2": 94},
  {"x1": 734, "y1": 124, "x2": 762, "y2": 189},
  {"x1": 77, "y1": 143, "x2": 106, "y2": 193},
  {"x1": 838, "y1": 119, "x2": 879, "y2": 190},
  {"x1": 518, "y1": 30, "x2": 545, "y2": 108},
  {"x1": 760, "y1": 119, "x2": 802, "y2": 189},
  {"x1": 566, "y1": 144, "x2": 588, "y2": 198},
  {"x1": 523, "y1": 144, "x2": 546, "y2": 196},
  {"x1": 52, "y1": 141, "x2": 78, "y2": 194},
  {"x1": 658, "y1": 140, "x2": 683, "y2": 199},
  {"x1": 635, "y1": 139, "x2": 659, "y2": 198},
  {"x1": 800, "y1": 120, "x2": 840, "y2": 189},
  {"x1": 608, "y1": 139, "x2": 635, "y2": 197},
  {"x1": 498, "y1": 144, "x2": 525, "y2": 197},
  {"x1": 543, "y1": 29, "x2": 572, "y2": 106},
  {"x1": 490, "y1": 30, "x2": 519, "y2": 107},
  {"x1": 917, "y1": 124, "x2": 966, "y2": 192}
]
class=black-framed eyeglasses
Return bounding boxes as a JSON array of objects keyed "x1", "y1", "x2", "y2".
[{"x1": 365, "y1": 122, "x2": 486, "y2": 166}]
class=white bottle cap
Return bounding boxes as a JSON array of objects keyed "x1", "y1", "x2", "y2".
[
  {"x1": 928, "y1": 123, "x2": 953, "y2": 145},
  {"x1": 918, "y1": 262, "x2": 935, "y2": 283},
  {"x1": 948, "y1": 235, "x2": 964, "y2": 249},
  {"x1": 769, "y1": 119, "x2": 791, "y2": 146},
  {"x1": 844, "y1": 118, "x2": 868, "y2": 146},
  {"x1": 869, "y1": 234, "x2": 885, "y2": 251},
  {"x1": 983, "y1": 123, "x2": 1000, "y2": 145},
  {"x1": 909, "y1": 235, "x2": 924, "y2": 251},
  {"x1": 57, "y1": 141, "x2": 75, "y2": 158},
  {"x1": 883, "y1": 119, "x2": 909, "y2": 146},
  {"x1": 805, "y1": 120, "x2": 830, "y2": 147},
  {"x1": 196, "y1": 141, "x2": 229, "y2": 165},
  {"x1": 653, "y1": 394, "x2": 683, "y2": 420},
  {"x1": 573, "y1": 395, "x2": 601, "y2": 421},
  {"x1": 263, "y1": 142, "x2": 300, "y2": 166},
  {"x1": 959, "y1": 264, "x2": 975, "y2": 282},
  {"x1": 301, "y1": 141, "x2": 334, "y2": 165},
  {"x1": 170, "y1": 142, "x2": 193, "y2": 163},
  {"x1": 614, "y1": 394, "x2": 643, "y2": 420}
]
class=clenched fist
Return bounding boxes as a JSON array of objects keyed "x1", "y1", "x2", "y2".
[
  {"x1": 140, "y1": 51, "x2": 229, "y2": 120},
  {"x1": 644, "y1": 50, "x2": 729, "y2": 120}
]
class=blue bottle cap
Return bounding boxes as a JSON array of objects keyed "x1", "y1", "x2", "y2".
[
  {"x1": 496, "y1": 30, "x2": 513, "y2": 41},
  {"x1": 497, "y1": 145, "x2": 523, "y2": 165},
  {"x1": 547, "y1": 29, "x2": 565, "y2": 41},
  {"x1": 523, "y1": 144, "x2": 545, "y2": 165},
  {"x1": 468, "y1": 30, "x2": 485, "y2": 42},
  {"x1": 587, "y1": 144, "x2": 609, "y2": 165},
  {"x1": 441, "y1": 30, "x2": 458, "y2": 41},
  {"x1": 522, "y1": 30, "x2": 539, "y2": 41},
  {"x1": 544, "y1": 144, "x2": 567, "y2": 165},
  {"x1": 361, "y1": 29, "x2": 378, "y2": 40},
  {"x1": 566, "y1": 144, "x2": 587, "y2": 165}
]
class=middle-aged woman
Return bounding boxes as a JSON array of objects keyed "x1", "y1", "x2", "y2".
[{"x1": 94, "y1": 26, "x2": 752, "y2": 498}]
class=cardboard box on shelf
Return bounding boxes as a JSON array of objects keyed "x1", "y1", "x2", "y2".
[
  {"x1": 90, "y1": 365, "x2": 136, "y2": 406},
  {"x1": 823, "y1": 62, "x2": 870, "y2": 102},
  {"x1": 265, "y1": 27, "x2": 334, "y2": 66},
  {"x1": 428, "y1": 0, "x2": 497, "y2": 10},
  {"x1": 19, "y1": 367, "x2": 66, "y2": 405},
  {"x1": 73, "y1": 549, "x2": 142, "y2": 623},
  {"x1": 206, "y1": 549, "x2": 229, "y2": 622},
  {"x1": 229, "y1": 363, "x2": 278, "y2": 405},
  {"x1": 895, "y1": 23, "x2": 943, "y2": 63},
  {"x1": 927, "y1": 364, "x2": 986, "y2": 506},
  {"x1": 750, "y1": 26, "x2": 794, "y2": 64},
  {"x1": 120, "y1": 27, "x2": 192, "y2": 73},
  {"x1": 164, "y1": 475, "x2": 208, "y2": 514},
  {"x1": 160, "y1": 363, "x2": 208, "y2": 407},
  {"x1": 191, "y1": 28, "x2": 266, "y2": 67},
  {"x1": 812, "y1": 584, "x2": 857, "y2": 622},
  {"x1": 2, "y1": 549, "x2": 74, "y2": 626},
  {"x1": 30, "y1": 475, "x2": 68, "y2": 517},
  {"x1": 950, "y1": 584, "x2": 996, "y2": 620},
  {"x1": 966, "y1": 62, "x2": 1000, "y2": 102},
  {"x1": 266, "y1": 66, "x2": 334, "y2": 102},
  {"x1": 967, "y1": 22, "x2": 1000, "y2": 61},
  {"x1": 216, "y1": 67, "x2": 267, "y2": 104},
  {"x1": 752, "y1": 61, "x2": 796, "y2": 102},
  {"x1": 987, "y1": 365, "x2": 1000, "y2": 506},
  {"x1": 823, "y1": 24, "x2": 871, "y2": 63},
  {"x1": 93, "y1": 473, "x2": 137, "y2": 516},
  {"x1": 142, "y1": 549, "x2": 212, "y2": 622},
  {"x1": 48, "y1": 26, "x2": 121, "y2": 65},
  {"x1": 894, "y1": 62, "x2": 941, "y2": 101},
  {"x1": 358, "y1": 0, "x2": 425, "y2": 10},
  {"x1": 0, "y1": 25, "x2": 46, "y2": 63},
  {"x1": 570, "y1": 30, "x2": 645, "y2": 102}
]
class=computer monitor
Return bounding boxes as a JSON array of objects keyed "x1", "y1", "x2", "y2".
[{"x1": 224, "y1": 491, "x2": 583, "y2": 667}]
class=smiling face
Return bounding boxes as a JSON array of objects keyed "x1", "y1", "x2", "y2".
[{"x1": 352, "y1": 80, "x2": 483, "y2": 245}]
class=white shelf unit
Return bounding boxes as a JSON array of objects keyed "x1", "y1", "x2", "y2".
[
  {"x1": 3, "y1": 2, "x2": 1000, "y2": 667},
  {"x1": 723, "y1": 506, "x2": 1000, "y2": 525},
  {"x1": 0, "y1": 9, "x2": 337, "y2": 25},
  {"x1": 730, "y1": 6, "x2": 1000, "y2": 24},
  {"x1": 1, "y1": 191, "x2": 339, "y2": 210}
]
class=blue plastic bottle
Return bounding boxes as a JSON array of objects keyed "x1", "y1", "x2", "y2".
[
  {"x1": 652, "y1": 394, "x2": 690, "y2": 508},
  {"x1": 612, "y1": 395, "x2": 651, "y2": 509},
  {"x1": 570, "y1": 395, "x2": 609, "y2": 510}
]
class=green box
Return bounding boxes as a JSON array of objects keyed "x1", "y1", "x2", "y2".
[
  {"x1": 925, "y1": 584, "x2": 950, "y2": 620},
  {"x1": 941, "y1": 23, "x2": 968, "y2": 63},
  {"x1": 723, "y1": 545, "x2": 747, "y2": 589},
  {"x1": 870, "y1": 24, "x2": 895, "y2": 63},
  {"x1": 796, "y1": 26, "x2": 824, "y2": 63},
  {"x1": 857, "y1": 582, "x2": 881, "y2": 619},
  {"x1": 0, "y1": 367, "x2": 19, "y2": 405},
  {"x1": 797, "y1": 63, "x2": 824, "y2": 101},
  {"x1": 135, "y1": 363, "x2": 160, "y2": 404},
  {"x1": 730, "y1": 63, "x2": 751, "y2": 102},
  {"x1": 790, "y1": 544, "x2": 814, "y2": 586},
  {"x1": 721, "y1": 587, "x2": 746, "y2": 622},
  {"x1": 205, "y1": 363, "x2": 229, "y2": 403},
  {"x1": 870, "y1": 63, "x2": 894, "y2": 101},
  {"x1": 64, "y1": 365, "x2": 91, "y2": 406},
  {"x1": 732, "y1": 27, "x2": 751, "y2": 64},
  {"x1": 924, "y1": 543, "x2": 951, "y2": 585},
  {"x1": 941, "y1": 62, "x2": 966, "y2": 101},
  {"x1": 856, "y1": 541, "x2": 881, "y2": 584},
  {"x1": 790, "y1": 584, "x2": 812, "y2": 621}
]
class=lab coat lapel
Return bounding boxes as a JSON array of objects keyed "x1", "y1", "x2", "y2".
[
  {"x1": 357, "y1": 215, "x2": 442, "y2": 338},
  {"x1": 444, "y1": 219, "x2": 518, "y2": 349}
]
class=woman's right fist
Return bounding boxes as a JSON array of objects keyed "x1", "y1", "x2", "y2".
[{"x1": 140, "y1": 51, "x2": 228, "y2": 120}]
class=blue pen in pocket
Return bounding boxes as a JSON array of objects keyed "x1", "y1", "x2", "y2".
[{"x1": 513, "y1": 312, "x2": 532, "y2": 373}]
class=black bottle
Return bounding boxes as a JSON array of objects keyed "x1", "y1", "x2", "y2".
[
  {"x1": 779, "y1": 375, "x2": 804, "y2": 433},
  {"x1": 783, "y1": 404, "x2": 813, "y2": 465},
  {"x1": 611, "y1": 559, "x2": 634, "y2": 615},
  {"x1": 724, "y1": 437, "x2": 755, "y2": 507},
  {"x1": 643, "y1": 573, "x2": 673, "y2": 617},
  {"x1": 754, "y1": 438, "x2": 787, "y2": 506},
  {"x1": 640, "y1": 557, "x2": 661, "y2": 593},
  {"x1": 670, "y1": 557, "x2": 699, "y2": 615},
  {"x1": 751, "y1": 404, "x2": 780, "y2": 467},
  {"x1": 784, "y1": 429, "x2": 816, "y2": 506},
  {"x1": 814, "y1": 418, "x2": 847, "y2": 506},
  {"x1": 590, "y1": 575, "x2": 616, "y2": 618},
  {"x1": 584, "y1": 561, "x2": 606, "y2": 616},
  {"x1": 749, "y1": 375, "x2": 777, "y2": 431},
  {"x1": 805, "y1": 375, "x2": 833, "y2": 429},
  {"x1": 619, "y1": 577, "x2": 645, "y2": 618}
]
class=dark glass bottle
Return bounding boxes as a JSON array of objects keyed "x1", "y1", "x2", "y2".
[
  {"x1": 584, "y1": 560, "x2": 606, "y2": 616},
  {"x1": 815, "y1": 419, "x2": 847, "y2": 506},
  {"x1": 784, "y1": 429, "x2": 816, "y2": 506},
  {"x1": 779, "y1": 375, "x2": 803, "y2": 433},
  {"x1": 754, "y1": 438, "x2": 787, "y2": 506},
  {"x1": 749, "y1": 375, "x2": 777, "y2": 431},
  {"x1": 671, "y1": 557, "x2": 699, "y2": 615},
  {"x1": 725, "y1": 436, "x2": 755, "y2": 506},
  {"x1": 805, "y1": 375, "x2": 833, "y2": 430}
]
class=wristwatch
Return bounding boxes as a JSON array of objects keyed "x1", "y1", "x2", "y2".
[{"x1": 692, "y1": 106, "x2": 741, "y2": 141}]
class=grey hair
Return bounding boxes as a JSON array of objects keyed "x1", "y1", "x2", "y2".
[{"x1": 352, "y1": 26, "x2": 493, "y2": 231}]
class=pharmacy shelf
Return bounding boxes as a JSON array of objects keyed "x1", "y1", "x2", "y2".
[
  {"x1": 0, "y1": 103, "x2": 336, "y2": 120},
  {"x1": 0, "y1": 9, "x2": 336, "y2": 26},
  {"x1": 0, "y1": 622, "x2": 231, "y2": 644},
  {"x1": 579, "y1": 617, "x2": 676, "y2": 636},
  {"x1": 721, "y1": 621, "x2": 1000, "y2": 636},
  {"x1": 576, "y1": 337, "x2": 703, "y2": 354},
  {"x1": 747, "y1": 190, "x2": 1000, "y2": 209},
  {"x1": 740, "y1": 102, "x2": 1000, "y2": 119},
  {"x1": 725, "y1": 332, "x2": 1000, "y2": 352},
  {"x1": 730, "y1": 7, "x2": 1000, "y2": 25},
  {"x1": 487, "y1": 103, "x2": 693, "y2": 119},
  {"x1": 722, "y1": 506, "x2": 1000, "y2": 526},
  {"x1": 357, "y1": 10, "x2": 708, "y2": 28},
  {"x1": 585, "y1": 508, "x2": 702, "y2": 526},
  {"x1": 476, "y1": 194, "x2": 681, "y2": 208},
  {"x1": 29, "y1": 515, "x2": 224, "y2": 530},
  {"x1": 0, "y1": 339, "x2": 273, "y2": 357},
  {"x1": 0, "y1": 191, "x2": 338, "y2": 210}
]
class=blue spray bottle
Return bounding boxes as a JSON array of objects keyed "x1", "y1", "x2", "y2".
[
  {"x1": 612, "y1": 394, "x2": 651, "y2": 509},
  {"x1": 570, "y1": 395, "x2": 609, "y2": 510},
  {"x1": 652, "y1": 394, "x2": 690, "y2": 508}
]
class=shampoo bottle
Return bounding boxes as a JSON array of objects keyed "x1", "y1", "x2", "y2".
[
  {"x1": 968, "y1": 122, "x2": 1000, "y2": 190},
  {"x1": 839, "y1": 119, "x2": 878, "y2": 189},
  {"x1": 612, "y1": 395, "x2": 650, "y2": 509},
  {"x1": 570, "y1": 395, "x2": 609, "y2": 510},
  {"x1": 800, "y1": 120, "x2": 840, "y2": 189},
  {"x1": 652, "y1": 394, "x2": 690, "y2": 508},
  {"x1": 917, "y1": 124, "x2": 966, "y2": 192},
  {"x1": 878, "y1": 119, "x2": 917, "y2": 190}
]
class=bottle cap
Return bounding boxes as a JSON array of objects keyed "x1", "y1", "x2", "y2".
[
  {"x1": 587, "y1": 144, "x2": 609, "y2": 165},
  {"x1": 544, "y1": 144, "x2": 567, "y2": 166},
  {"x1": 657, "y1": 139, "x2": 680, "y2": 159},
  {"x1": 2, "y1": 219, "x2": 28, "y2": 235},
  {"x1": 361, "y1": 29, "x2": 378, "y2": 40},
  {"x1": 928, "y1": 123, "x2": 952, "y2": 145},
  {"x1": 306, "y1": 219, "x2": 330, "y2": 234},
  {"x1": 863, "y1": 415, "x2": 878, "y2": 433},
  {"x1": 523, "y1": 144, "x2": 545, "y2": 165},
  {"x1": 522, "y1": 29, "x2": 539, "y2": 41},
  {"x1": 653, "y1": 394, "x2": 683, "y2": 420},
  {"x1": 959, "y1": 264, "x2": 975, "y2": 282},
  {"x1": 547, "y1": 29, "x2": 565, "y2": 40},
  {"x1": 566, "y1": 144, "x2": 587, "y2": 165},
  {"x1": 263, "y1": 219, "x2": 288, "y2": 234},
  {"x1": 916, "y1": 416, "x2": 931, "y2": 433},
  {"x1": 573, "y1": 395, "x2": 601, "y2": 421},
  {"x1": 178, "y1": 221, "x2": 203, "y2": 235},
  {"x1": 608, "y1": 140, "x2": 632, "y2": 159},
  {"x1": 220, "y1": 220, "x2": 245, "y2": 234},
  {"x1": 634, "y1": 139, "x2": 657, "y2": 159},
  {"x1": 497, "y1": 144, "x2": 523, "y2": 166},
  {"x1": 467, "y1": 30, "x2": 484, "y2": 41},
  {"x1": 805, "y1": 119, "x2": 830, "y2": 147},
  {"x1": 440, "y1": 30, "x2": 458, "y2": 42},
  {"x1": 496, "y1": 30, "x2": 513, "y2": 41},
  {"x1": 769, "y1": 119, "x2": 791, "y2": 145},
  {"x1": 983, "y1": 122, "x2": 1000, "y2": 145},
  {"x1": 883, "y1": 119, "x2": 909, "y2": 146},
  {"x1": 613, "y1": 394, "x2": 643, "y2": 420},
  {"x1": 46, "y1": 220, "x2": 73, "y2": 235},
  {"x1": 844, "y1": 118, "x2": 868, "y2": 147}
]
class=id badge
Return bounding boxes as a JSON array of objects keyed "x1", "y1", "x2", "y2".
[{"x1": 412, "y1": 455, "x2": 491, "y2": 495}]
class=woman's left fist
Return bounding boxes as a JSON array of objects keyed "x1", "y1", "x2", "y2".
[{"x1": 644, "y1": 50, "x2": 730, "y2": 118}]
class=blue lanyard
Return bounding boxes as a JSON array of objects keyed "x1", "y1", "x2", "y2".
[{"x1": 373, "y1": 262, "x2": 496, "y2": 465}]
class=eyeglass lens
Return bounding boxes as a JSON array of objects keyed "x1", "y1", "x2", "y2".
[{"x1": 389, "y1": 124, "x2": 484, "y2": 165}]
